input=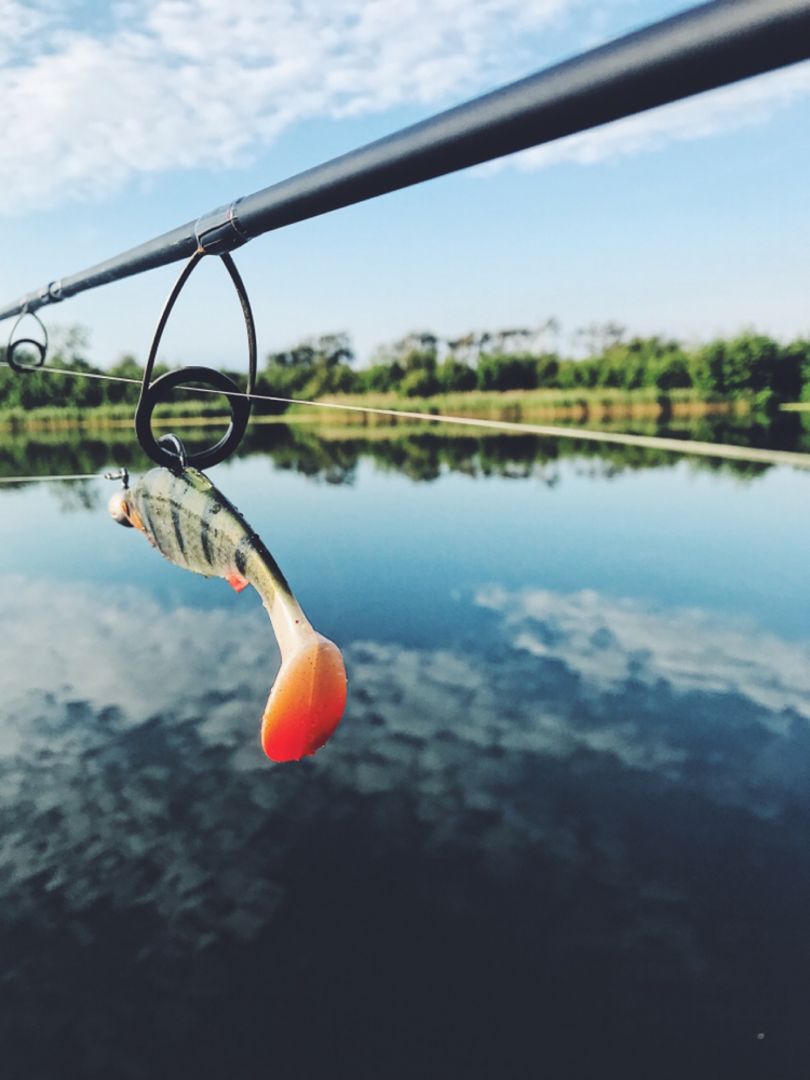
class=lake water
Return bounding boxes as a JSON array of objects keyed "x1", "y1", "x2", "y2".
[{"x1": 1, "y1": 424, "x2": 809, "y2": 1079}]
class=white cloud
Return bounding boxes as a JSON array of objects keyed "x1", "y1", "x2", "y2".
[
  {"x1": 0, "y1": 1, "x2": 53, "y2": 65},
  {"x1": 476, "y1": 584, "x2": 810, "y2": 725},
  {"x1": 4, "y1": 1, "x2": 808, "y2": 213},
  {"x1": 0, "y1": 0, "x2": 573, "y2": 211},
  {"x1": 490, "y1": 60, "x2": 810, "y2": 171}
]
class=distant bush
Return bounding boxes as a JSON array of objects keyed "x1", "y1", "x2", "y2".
[
  {"x1": 477, "y1": 353, "x2": 538, "y2": 392},
  {"x1": 401, "y1": 368, "x2": 440, "y2": 398},
  {"x1": 690, "y1": 333, "x2": 802, "y2": 400},
  {"x1": 437, "y1": 358, "x2": 477, "y2": 393}
]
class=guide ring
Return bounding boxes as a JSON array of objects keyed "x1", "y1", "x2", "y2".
[
  {"x1": 6, "y1": 308, "x2": 48, "y2": 373},
  {"x1": 136, "y1": 366, "x2": 250, "y2": 471},
  {"x1": 135, "y1": 249, "x2": 257, "y2": 469}
]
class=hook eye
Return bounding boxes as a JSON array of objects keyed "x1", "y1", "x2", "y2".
[
  {"x1": 157, "y1": 433, "x2": 189, "y2": 470},
  {"x1": 136, "y1": 366, "x2": 250, "y2": 471},
  {"x1": 6, "y1": 310, "x2": 48, "y2": 373}
]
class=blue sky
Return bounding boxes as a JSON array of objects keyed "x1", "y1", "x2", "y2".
[{"x1": 1, "y1": 0, "x2": 808, "y2": 368}]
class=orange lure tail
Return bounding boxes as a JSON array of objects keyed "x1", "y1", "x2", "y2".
[{"x1": 261, "y1": 633, "x2": 348, "y2": 762}]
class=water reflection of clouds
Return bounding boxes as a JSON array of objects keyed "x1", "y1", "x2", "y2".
[
  {"x1": 1, "y1": 572, "x2": 809, "y2": 949},
  {"x1": 1, "y1": 580, "x2": 661, "y2": 782},
  {"x1": 2, "y1": 573, "x2": 808, "y2": 791},
  {"x1": 476, "y1": 584, "x2": 810, "y2": 724}
]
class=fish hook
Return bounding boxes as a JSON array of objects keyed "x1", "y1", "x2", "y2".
[
  {"x1": 6, "y1": 306, "x2": 48, "y2": 373},
  {"x1": 157, "y1": 433, "x2": 188, "y2": 471},
  {"x1": 134, "y1": 249, "x2": 257, "y2": 470}
]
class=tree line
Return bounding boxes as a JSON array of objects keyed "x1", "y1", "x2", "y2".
[{"x1": 1, "y1": 321, "x2": 809, "y2": 414}]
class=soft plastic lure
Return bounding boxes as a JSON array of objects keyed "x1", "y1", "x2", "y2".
[{"x1": 109, "y1": 466, "x2": 347, "y2": 761}]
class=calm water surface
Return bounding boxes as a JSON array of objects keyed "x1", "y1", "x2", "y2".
[{"x1": 1, "y1": 427, "x2": 808, "y2": 1079}]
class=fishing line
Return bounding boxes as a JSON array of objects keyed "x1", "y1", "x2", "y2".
[
  {"x1": 9, "y1": 365, "x2": 141, "y2": 385},
  {"x1": 0, "y1": 472, "x2": 106, "y2": 484},
  {"x1": 3, "y1": 360, "x2": 810, "y2": 473}
]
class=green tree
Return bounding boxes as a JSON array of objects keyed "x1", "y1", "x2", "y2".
[
  {"x1": 690, "y1": 333, "x2": 798, "y2": 401},
  {"x1": 104, "y1": 355, "x2": 142, "y2": 405},
  {"x1": 400, "y1": 367, "x2": 439, "y2": 397},
  {"x1": 437, "y1": 357, "x2": 476, "y2": 393},
  {"x1": 357, "y1": 362, "x2": 405, "y2": 393},
  {"x1": 477, "y1": 353, "x2": 538, "y2": 391},
  {"x1": 534, "y1": 354, "x2": 560, "y2": 388},
  {"x1": 651, "y1": 351, "x2": 691, "y2": 390},
  {"x1": 793, "y1": 340, "x2": 810, "y2": 401},
  {"x1": 302, "y1": 362, "x2": 359, "y2": 398},
  {"x1": 262, "y1": 333, "x2": 355, "y2": 403}
]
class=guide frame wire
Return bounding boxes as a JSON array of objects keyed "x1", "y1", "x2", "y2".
[{"x1": 133, "y1": 249, "x2": 257, "y2": 469}]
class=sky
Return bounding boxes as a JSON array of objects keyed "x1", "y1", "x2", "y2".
[{"x1": 0, "y1": 0, "x2": 808, "y2": 369}]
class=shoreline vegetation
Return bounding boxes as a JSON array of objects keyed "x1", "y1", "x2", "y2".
[
  {"x1": 0, "y1": 388, "x2": 747, "y2": 434},
  {"x1": 1, "y1": 323, "x2": 808, "y2": 436}
]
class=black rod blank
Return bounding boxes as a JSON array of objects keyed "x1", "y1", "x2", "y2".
[{"x1": 2, "y1": 0, "x2": 809, "y2": 323}]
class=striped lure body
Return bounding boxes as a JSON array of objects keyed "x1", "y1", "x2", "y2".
[{"x1": 109, "y1": 466, "x2": 347, "y2": 762}]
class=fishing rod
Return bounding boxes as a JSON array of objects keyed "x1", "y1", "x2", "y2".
[{"x1": 0, "y1": 0, "x2": 808, "y2": 321}]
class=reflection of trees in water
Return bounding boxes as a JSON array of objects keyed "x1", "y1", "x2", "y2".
[
  {"x1": 257, "y1": 428, "x2": 360, "y2": 485},
  {"x1": 244, "y1": 425, "x2": 776, "y2": 484},
  {"x1": 3, "y1": 411, "x2": 807, "y2": 488},
  {"x1": 247, "y1": 427, "x2": 567, "y2": 485},
  {"x1": 0, "y1": 433, "x2": 153, "y2": 486},
  {"x1": 659, "y1": 408, "x2": 810, "y2": 454},
  {"x1": 47, "y1": 479, "x2": 100, "y2": 512}
]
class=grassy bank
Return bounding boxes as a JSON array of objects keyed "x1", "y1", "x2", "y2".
[
  {"x1": 0, "y1": 397, "x2": 248, "y2": 433},
  {"x1": 0, "y1": 386, "x2": 776, "y2": 434},
  {"x1": 286, "y1": 387, "x2": 745, "y2": 426}
]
